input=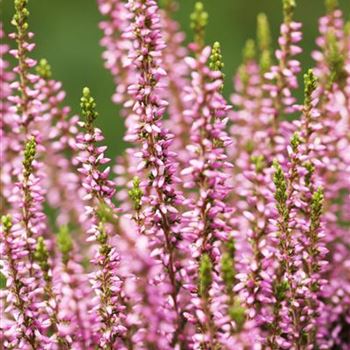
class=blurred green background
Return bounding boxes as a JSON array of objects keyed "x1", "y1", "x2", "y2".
[{"x1": 1, "y1": 0, "x2": 349, "y2": 159}]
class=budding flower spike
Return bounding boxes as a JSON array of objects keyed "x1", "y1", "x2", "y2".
[
  {"x1": 325, "y1": 0, "x2": 339, "y2": 13},
  {"x1": 209, "y1": 41, "x2": 224, "y2": 73},
  {"x1": 325, "y1": 31, "x2": 347, "y2": 85},
  {"x1": 36, "y1": 58, "x2": 52, "y2": 80},
  {"x1": 209, "y1": 41, "x2": 225, "y2": 89},
  {"x1": 190, "y1": 1, "x2": 208, "y2": 48},
  {"x1": 57, "y1": 225, "x2": 73, "y2": 265},
  {"x1": 283, "y1": 0, "x2": 296, "y2": 23},
  {"x1": 1, "y1": 0, "x2": 350, "y2": 348},
  {"x1": 128, "y1": 176, "x2": 143, "y2": 211},
  {"x1": 257, "y1": 13, "x2": 272, "y2": 72},
  {"x1": 304, "y1": 68, "x2": 318, "y2": 108},
  {"x1": 23, "y1": 136, "x2": 36, "y2": 178},
  {"x1": 81, "y1": 86, "x2": 98, "y2": 131}
]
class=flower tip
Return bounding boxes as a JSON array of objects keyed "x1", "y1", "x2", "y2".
[
  {"x1": 325, "y1": 0, "x2": 338, "y2": 12},
  {"x1": 83, "y1": 86, "x2": 91, "y2": 97},
  {"x1": 190, "y1": 1, "x2": 208, "y2": 47},
  {"x1": 243, "y1": 39, "x2": 256, "y2": 61},
  {"x1": 57, "y1": 226, "x2": 73, "y2": 264},
  {"x1": 36, "y1": 58, "x2": 52, "y2": 80},
  {"x1": 213, "y1": 41, "x2": 220, "y2": 49},
  {"x1": 283, "y1": 0, "x2": 296, "y2": 22},
  {"x1": 257, "y1": 12, "x2": 271, "y2": 50},
  {"x1": 194, "y1": 1, "x2": 204, "y2": 12}
]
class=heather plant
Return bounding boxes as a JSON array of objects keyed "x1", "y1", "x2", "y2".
[{"x1": 0, "y1": 0, "x2": 350, "y2": 349}]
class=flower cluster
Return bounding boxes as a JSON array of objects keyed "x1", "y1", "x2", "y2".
[{"x1": 1, "y1": 0, "x2": 350, "y2": 349}]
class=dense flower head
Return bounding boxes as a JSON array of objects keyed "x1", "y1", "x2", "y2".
[{"x1": 1, "y1": 0, "x2": 350, "y2": 349}]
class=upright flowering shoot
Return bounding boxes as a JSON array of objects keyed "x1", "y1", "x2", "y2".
[
  {"x1": 17, "y1": 137, "x2": 47, "y2": 273},
  {"x1": 125, "y1": 0, "x2": 189, "y2": 346},
  {"x1": 182, "y1": 28, "x2": 234, "y2": 345},
  {"x1": 77, "y1": 87, "x2": 124, "y2": 349},
  {"x1": 34, "y1": 236, "x2": 71, "y2": 348},
  {"x1": 0, "y1": 212, "x2": 47, "y2": 348},
  {"x1": 264, "y1": 0, "x2": 302, "y2": 132},
  {"x1": 10, "y1": 0, "x2": 40, "y2": 130}
]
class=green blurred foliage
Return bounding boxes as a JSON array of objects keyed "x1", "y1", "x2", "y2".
[{"x1": 1, "y1": 0, "x2": 349, "y2": 159}]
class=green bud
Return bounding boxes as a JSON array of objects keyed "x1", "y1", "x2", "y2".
[
  {"x1": 238, "y1": 40, "x2": 256, "y2": 86},
  {"x1": 199, "y1": 253, "x2": 212, "y2": 298},
  {"x1": 1, "y1": 215, "x2": 13, "y2": 232},
  {"x1": 190, "y1": 2, "x2": 208, "y2": 48},
  {"x1": 310, "y1": 187, "x2": 324, "y2": 232},
  {"x1": 257, "y1": 13, "x2": 271, "y2": 52},
  {"x1": 128, "y1": 177, "x2": 143, "y2": 211},
  {"x1": 260, "y1": 47, "x2": 272, "y2": 74},
  {"x1": 326, "y1": 31, "x2": 346, "y2": 85},
  {"x1": 325, "y1": 0, "x2": 338, "y2": 12},
  {"x1": 243, "y1": 39, "x2": 256, "y2": 62},
  {"x1": 228, "y1": 300, "x2": 246, "y2": 330},
  {"x1": 23, "y1": 137, "x2": 36, "y2": 178},
  {"x1": 304, "y1": 69, "x2": 317, "y2": 108},
  {"x1": 57, "y1": 226, "x2": 73, "y2": 264},
  {"x1": 36, "y1": 58, "x2": 52, "y2": 80},
  {"x1": 272, "y1": 160, "x2": 288, "y2": 219},
  {"x1": 209, "y1": 41, "x2": 224, "y2": 90},
  {"x1": 80, "y1": 87, "x2": 98, "y2": 130},
  {"x1": 251, "y1": 155, "x2": 266, "y2": 173},
  {"x1": 12, "y1": 0, "x2": 29, "y2": 32},
  {"x1": 290, "y1": 132, "x2": 301, "y2": 153},
  {"x1": 209, "y1": 42, "x2": 224, "y2": 73},
  {"x1": 283, "y1": 0, "x2": 296, "y2": 23},
  {"x1": 34, "y1": 237, "x2": 50, "y2": 280}
]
